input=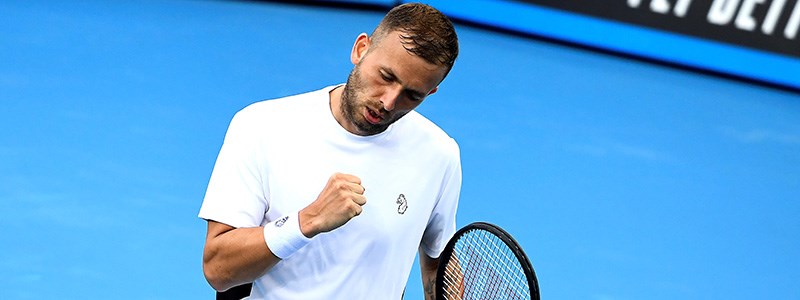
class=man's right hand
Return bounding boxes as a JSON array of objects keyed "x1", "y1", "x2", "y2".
[{"x1": 298, "y1": 173, "x2": 366, "y2": 238}]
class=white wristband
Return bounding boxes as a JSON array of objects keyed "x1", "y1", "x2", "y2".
[{"x1": 263, "y1": 212, "x2": 312, "y2": 259}]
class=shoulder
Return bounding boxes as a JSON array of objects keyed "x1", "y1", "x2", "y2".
[
  {"x1": 236, "y1": 88, "x2": 321, "y2": 119},
  {"x1": 396, "y1": 111, "x2": 460, "y2": 159},
  {"x1": 230, "y1": 86, "x2": 334, "y2": 128}
]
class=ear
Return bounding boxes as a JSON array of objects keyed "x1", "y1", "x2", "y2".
[
  {"x1": 350, "y1": 33, "x2": 370, "y2": 65},
  {"x1": 427, "y1": 86, "x2": 439, "y2": 96}
]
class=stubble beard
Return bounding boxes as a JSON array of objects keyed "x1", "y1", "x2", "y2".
[{"x1": 340, "y1": 66, "x2": 392, "y2": 136}]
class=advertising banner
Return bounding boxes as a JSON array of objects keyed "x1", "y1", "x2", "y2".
[{"x1": 514, "y1": 0, "x2": 799, "y2": 58}]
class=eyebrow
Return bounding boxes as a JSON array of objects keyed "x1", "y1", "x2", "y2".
[{"x1": 381, "y1": 67, "x2": 426, "y2": 99}]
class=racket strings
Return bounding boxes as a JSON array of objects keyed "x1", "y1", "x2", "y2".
[{"x1": 441, "y1": 229, "x2": 530, "y2": 300}]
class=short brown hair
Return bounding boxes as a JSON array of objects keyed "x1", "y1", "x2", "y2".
[{"x1": 371, "y1": 3, "x2": 459, "y2": 77}]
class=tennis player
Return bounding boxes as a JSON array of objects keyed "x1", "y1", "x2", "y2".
[{"x1": 199, "y1": 3, "x2": 460, "y2": 299}]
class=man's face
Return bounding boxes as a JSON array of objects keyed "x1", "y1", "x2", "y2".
[{"x1": 339, "y1": 31, "x2": 447, "y2": 136}]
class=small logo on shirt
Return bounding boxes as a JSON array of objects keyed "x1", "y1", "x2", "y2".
[
  {"x1": 396, "y1": 194, "x2": 408, "y2": 214},
  {"x1": 275, "y1": 216, "x2": 289, "y2": 227}
]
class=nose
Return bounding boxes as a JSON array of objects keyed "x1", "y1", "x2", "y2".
[{"x1": 380, "y1": 85, "x2": 403, "y2": 111}]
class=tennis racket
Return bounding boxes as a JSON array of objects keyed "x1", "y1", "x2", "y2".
[{"x1": 435, "y1": 222, "x2": 540, "y2": 300}]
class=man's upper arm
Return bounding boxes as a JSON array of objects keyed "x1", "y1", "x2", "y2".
[
  {"x1": 205, "y1": 220, "x2": 237, "y2": 241},
  {"x1": 199, "y1": 107, "x2": 269, "y2": 228},
  {"x1": 420, "y1": 141, "x2": 462, "y2": 258}
]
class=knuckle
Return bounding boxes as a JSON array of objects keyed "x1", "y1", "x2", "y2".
[
  {"x1": 334, "y1": 181, "x2": 347, "y2": 190},
  {"x1": 331, "y1": 173, "x2": 345, "y2": 182}
]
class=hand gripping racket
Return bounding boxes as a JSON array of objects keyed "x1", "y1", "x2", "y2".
[{"x1": 436, "y1": 222, "x2": 540, "y2": 300}]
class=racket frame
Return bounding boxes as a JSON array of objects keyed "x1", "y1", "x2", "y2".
[{"x1": 435, "y1": 222, "x2": 540, "y2": 300}]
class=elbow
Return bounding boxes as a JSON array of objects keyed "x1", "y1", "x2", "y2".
[
  {"x1": 203, "y1": 260, "x2": 235, "y2": 292},
  {"x1": 203, "y1": 242, "x2": 236, "y2": 292}
]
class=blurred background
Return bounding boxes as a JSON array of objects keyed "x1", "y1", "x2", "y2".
[{"x1": 1, "y1": 0, "x2": 798, "y2": 299}]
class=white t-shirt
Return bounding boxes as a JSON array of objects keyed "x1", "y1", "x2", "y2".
[{"x1": 198, "y1": 85, "x2": 461, "y2": 299}]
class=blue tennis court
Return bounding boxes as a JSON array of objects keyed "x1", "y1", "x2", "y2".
[{"x1": 2, "y1": 1, "x2": 799, "y2": 299}]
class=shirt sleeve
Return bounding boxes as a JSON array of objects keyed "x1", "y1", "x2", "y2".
[
  {"x1": 420, "y1": 139, "x2": 462, "y2": 258},
  {"x1": 198, "y1": 106, "x2": 269, "y2": 228}
]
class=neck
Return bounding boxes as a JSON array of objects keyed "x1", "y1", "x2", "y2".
[{"x1": 328, "y1": 85, "x2": 350, "y2": 132}]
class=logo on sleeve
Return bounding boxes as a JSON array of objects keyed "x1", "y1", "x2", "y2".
[
  {"x1": 396, "y1": 194, "x2": 408, "y2": 214},
  {"x1": 275, "y1": 216, "x2": 289, "y2": 227}
]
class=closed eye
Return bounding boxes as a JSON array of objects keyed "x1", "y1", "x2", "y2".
[
  {"x1": 380, "y1": 68, "x2": 424, "y2": 101},
  {"x1": 407, "y1": 91, "x2": 424, "y2": 102},
  {"x1": 380, "y1": 70, "x2": 394, "y2": 82}
]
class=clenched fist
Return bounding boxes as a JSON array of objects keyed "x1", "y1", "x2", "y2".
[{"x1": 298, "y1": 173, "x2": 366, "y2": 238}]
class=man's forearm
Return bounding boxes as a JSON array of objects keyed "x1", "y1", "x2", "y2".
[
  {"x1": 203, "y1": 222, "x2": 280, "y2": 292},
  {"x1": 420, "y1": 250, "x2": 440, "y2": 300}
]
